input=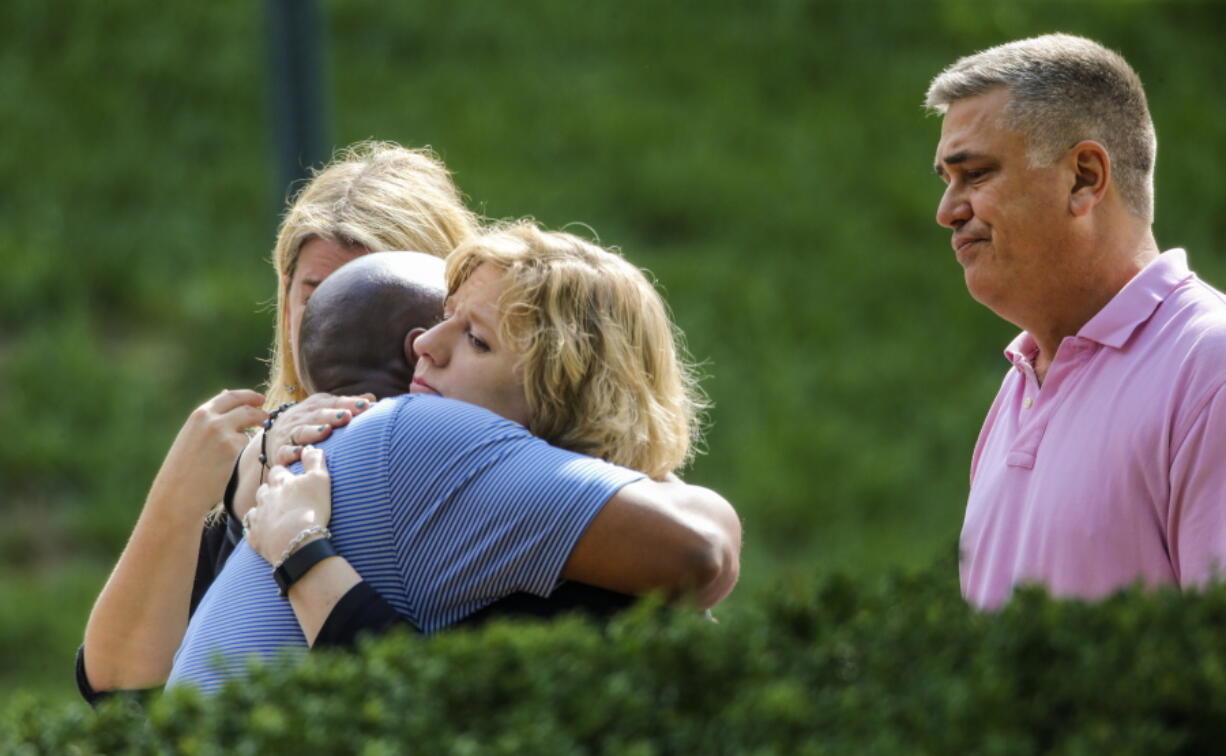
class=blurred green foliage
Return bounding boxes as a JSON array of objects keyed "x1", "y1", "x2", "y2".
[
  {"x1": 8, "y1": 565, "x2": 1226, "y2": 753},
  {"x1": 2, "y1": 0, "x2": 1225, "y2": 706}
]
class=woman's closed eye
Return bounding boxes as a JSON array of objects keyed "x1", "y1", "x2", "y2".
[{"x1": 466, "y1": 328, "x2": 490, "y2": 353}]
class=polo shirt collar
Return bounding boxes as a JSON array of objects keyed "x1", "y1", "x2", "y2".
[
  {"x1": 1003, "y1": 331, "x2": 1038, "y2": 365},
  {"x1": 1004, "y1": 248, "x2": 1192, "y2": 363}
]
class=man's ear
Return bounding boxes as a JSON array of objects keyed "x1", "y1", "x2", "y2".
[
  {"x1": 1068, "y1": 140, "x2": 1111, "y2": 217},
  {"x1": 404, "y1": 327, "x2": 427, "y2": 368}
]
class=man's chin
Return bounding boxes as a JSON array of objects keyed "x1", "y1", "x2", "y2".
[
  {"x1": 964, "y1": 266, "x2": 994, "y2": 300},
  {"x1": 965, "y1": 275, "x2": 1014, "y2": 321}
]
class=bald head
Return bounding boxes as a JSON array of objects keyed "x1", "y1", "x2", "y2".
[{"x1": 297, "y1": 251, "x2": 446, "y2": 399}]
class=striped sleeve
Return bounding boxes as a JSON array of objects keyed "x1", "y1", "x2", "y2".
[
  {"x1": 165, "y1": 543, "x2": 307, "y2": 694},
  {"x1": 381, "y1": 396, "x2": 644, "y2": 632}
]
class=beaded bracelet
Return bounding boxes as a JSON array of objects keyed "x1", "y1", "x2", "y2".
[
  {"x1": 274, "y1": 525, "x2": 332, "y2": 569},
  {"x1": 258, "y1": 402, "x2": 296, "y2": 483}
]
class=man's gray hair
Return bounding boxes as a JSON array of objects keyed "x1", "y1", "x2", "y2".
[{"x1": 925, "y1": 34, "x2": 1156, "y2": 221}]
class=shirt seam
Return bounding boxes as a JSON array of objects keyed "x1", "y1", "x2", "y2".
[{"x1": 1169, "y1": 377, "x2": 1226, "y2": 463}]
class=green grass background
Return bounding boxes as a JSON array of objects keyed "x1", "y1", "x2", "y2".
[{"x1": 2, "y1": 0, "x2": 1224, "y2": 703}]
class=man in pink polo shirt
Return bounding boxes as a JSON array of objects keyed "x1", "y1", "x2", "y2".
[{"x1": 926, "y1": 34, "x2": 1226, "y2": 609}]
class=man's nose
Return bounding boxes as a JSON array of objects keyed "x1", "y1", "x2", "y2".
[{"x1": 936, "y1": 184, "x2": 971, "y2": 229}]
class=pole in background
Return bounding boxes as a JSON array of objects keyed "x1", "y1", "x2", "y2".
[{"x1": 265, "y1": 0, "x2": 331, "y2": 201}]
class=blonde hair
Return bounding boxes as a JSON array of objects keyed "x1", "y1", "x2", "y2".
[
  {"x1": 445, "y1": 221, "x2": 707, "y2": 479},
  {"x1": 265, "y1": 140, "x2": 480, "y2": 407},
  {"x1": 925, "y1": 34, "x2": 1156, "y2": 221}
]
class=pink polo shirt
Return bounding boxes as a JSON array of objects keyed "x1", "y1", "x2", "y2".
[{"x1": 962, "y1": 249, "x2": 1226, "y2": 609}]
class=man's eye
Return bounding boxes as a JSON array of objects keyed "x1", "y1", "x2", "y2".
[{"x1": 965, "y1": 169, "x2": 989, "y2": 181}]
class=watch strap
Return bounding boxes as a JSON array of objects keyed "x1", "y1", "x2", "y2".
[{"x1": 273, "y1": 537, "x2": 338, "y2": 597}]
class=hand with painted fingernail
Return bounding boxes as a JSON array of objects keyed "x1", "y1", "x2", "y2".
[{"x1": 262, "y1": 392, "x2": 377, "y2": 468}]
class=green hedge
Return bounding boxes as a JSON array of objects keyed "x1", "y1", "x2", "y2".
[{"x1": 8, "y1": 562, "x2": 1226, "y2": 754}]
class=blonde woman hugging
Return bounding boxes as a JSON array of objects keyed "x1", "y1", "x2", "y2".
[{"x1": 170, "y1": 221, "x2": 741, "y2": 692}]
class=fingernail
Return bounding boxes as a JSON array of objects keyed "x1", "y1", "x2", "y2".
[
  {"x1": 336, "y1": 411, "x2": 346, "y2": 419},
  {"x1": 317, "y1": 425, "x2": 327, "y2": 432},
  {"x1": 356, "y1": 400, "x2": 367, "y2": 409}
]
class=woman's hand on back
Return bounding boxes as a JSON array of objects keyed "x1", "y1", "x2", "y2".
[
  {"x1": 263, "y1": 392, "x2": 376, "y2": 467},
  {"x1": 247, "y1": 446, "x2": 333, "y2": 565},
  {"x1": 149, "y1": 389, "x2": 267, "y2": 523}
]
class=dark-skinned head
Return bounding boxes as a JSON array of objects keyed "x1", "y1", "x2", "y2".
[{"x1": 297, "y1": 251, "x2": 446, "y2": 399}]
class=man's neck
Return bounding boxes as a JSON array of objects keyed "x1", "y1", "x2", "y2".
[{"x1": 1027, "y1": 231, "x2": 1161, "y2": 384}]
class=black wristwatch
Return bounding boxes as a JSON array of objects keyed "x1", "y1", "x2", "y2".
[{"x1": 273, "y1": 538, "x2": 339, "y2": 597}]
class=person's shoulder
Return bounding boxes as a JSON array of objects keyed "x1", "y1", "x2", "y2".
[
  {"x1": 383, "y1": 394, "x2": 535, "y2": 445},
  {"x1": 325, "y1": 395, "x2": 542, "y2": 479},
  {"x1": 1182, "y1": 271, "x2": 1226, "y2": 309},
  {"x1": 1161, "y1": 275, "x2": 1226, "y2": 342},
  {"x1": 1155, "y1": 279, "x2": 1226, "y2": 398},
  {"x1": 1187, "y1": 284, "x2": 1226, "y2": 329},
  {"x1": 336, "y1": 393, "x2": 512, "y2": 431}
]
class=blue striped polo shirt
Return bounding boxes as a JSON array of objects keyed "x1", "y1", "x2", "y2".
[{"x1": 167, "y1": 394, "x2": 643, "y2": 693}]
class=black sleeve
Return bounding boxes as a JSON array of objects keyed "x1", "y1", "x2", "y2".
[
  {"x1": 75, "y1": 644, "x2": 109, "y2": 707},
  {"x1": 191, "y1": 513, "x2": 242, "y2": 615},
  {"x1": 313, "y1": 575, "x2": 639, "y2": 652},
  {"x1": 191, "y1": 454, "x2": 245, "y2": 613},
  {"x1": 458, "y1": 582, "x2": 637, "y2": 628},
  {"x1": 314, "y1": 578, "x2": 637, "y2": 650},
  {"x1": 74, "y1": 647, "x2": 160, "y2": 708},
  {"x1": 314, "y1": 580, "x2": 418, "y2": 649}
]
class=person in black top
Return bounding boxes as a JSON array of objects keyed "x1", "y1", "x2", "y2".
[{"x1": 80, "y1": 141, "x2": 481, "y2": 703}]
